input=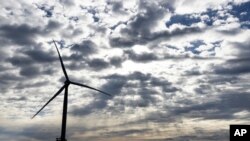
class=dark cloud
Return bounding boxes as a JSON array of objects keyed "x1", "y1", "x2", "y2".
[
  {"x1": 109, "y1": 37, "x2": 136, "y2": 47},
  {"x1": 46, "y1": 20, "x2": 61, "y2": 30},
  {"x1": 0, "y1": 72, "x2": 24, "y2": 92},
  {"x1": 63, "y1": 41, "x2": 124, "y2": 70},
  {"x1": 0, "y1": 21, "x2": 60, "y2": 46},
  {"x1": 124, "y1": 50, "x2": 160, "y2": 62},
  {"x1": 0, "y1": 24, "x2": 41, "y2": 46},
  {"x1": 172, "y1": 92, "x2": 250, "y2": 120},
  {"x1": 23, "y1": 48, "x2": 57, "y2": 63},
  {"x1": 131, "y1": 1, "x2": 167, "y2": 34},
  {"x1": 87, "y1": 58, "x2": 110, "y2": 70},
  {"x1": 70, "y1": 40, "x2": 97, "y2": 56},
  {"x1": 110, "y1": 26, "x2": 203, "y2": 47},
  {"x1": 7, "y1": 55, "x2": 33, "y2": 67},
  {"x1": 110, "y1": 1, "x2": 123, "y2": 13},
  {"x1": 59, "y1": 0, "x2": 75, "y2": 6},
  {"x1": 206, "y1": 76, "x2": 238, "y2": 85},
  {"x1": 103, "y1": 72, "x2": 179, "y2": 107},
  {"x1": 103, "y1": 71, "x2": 178, "y2": 94},
  {"x1": 65, "y1": 40, "x2": 103, "y2": 70},
  {"x1": 213, "y1": 40, "x2": 250, "y2": 75},
  {"x1": 109, "y1": 56, "x2": 125, "y2": 67},
  {"x1": 19, "y1": 65, "x2": 40, "y2": 77},
  {"x1": 66, "y1": 54, "x2": 118, "y2": 71},
  {"x1": 70, "y1": 71, "x2": 179, "y2": 116},
  {"x1": 6, "y1": 45, "x2": 57, "y2": 78},
  {"x1": 66, "y1": 62, "x2": 87, "y2": 70},
  {"x1": 18, "y1": 64, "x2": 54, "y2": 77},
  {"x1": 15, "y1": 81, "x2": 48, "y2": 89},
  {"x1": 184, "y1": 69, "x2": 202, "y2": 76},
  {"x1": 69, "y1": 82, "x2": 111, "y2": 116},
  {"x1": 229, "y1": 41, "x2": 250, "y2": 59},
  {"x1": 195, "y1": 75, "x2": 238, "y2": 90},
  {"x1": 194, "y1": 84, "x2": 212, "y2": 95},
  {"x1": 162, "y1": 85, "x2": 179, "y2": 93},
  {"x1": 7, "y1": 96, "x2": 27, "y2": 102},
  {"x1": 70, "y1": 98, "x2": 108, "y2": 116},
  {"x1": 214, "y1": 60, "x2": 250, "y2": 75},
  {"x1": 106, "y1": 0, "x2": 126, "y2": 14},
  {"x1": 101, "y1": 74, "x2": 127, "y2": 95}
]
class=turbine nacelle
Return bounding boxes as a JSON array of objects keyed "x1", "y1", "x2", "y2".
[{"x1": 64, "y1": 80, "x2": 71, "y2": 85}]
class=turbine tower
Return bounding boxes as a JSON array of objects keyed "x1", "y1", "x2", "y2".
[{"x1": 32, "y1": 40, "x2": 112, "y2": 141}]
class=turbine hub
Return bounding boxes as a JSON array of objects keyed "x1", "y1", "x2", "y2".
[{"x1": 64, "y1": 80, "x2": 70, "y2": 85}]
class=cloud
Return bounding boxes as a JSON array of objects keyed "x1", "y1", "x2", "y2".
[
  {"x1": 7, "y1": 96, "x2": 27, "y2": 102},
  {"x1": 70, "y1": 40, "x2": 97, "y2": 56},
  {"x1": 0, "y1": 0, "x2": 250, "y2": 141},
  {"x1": 103, "y1": 71, "x2": 179, "y2": 107},
  {"x1": 36, "y1": 4, "x2": 54, "y2": 18},
  {"x1": 213, "y1": 40, "x2": 250, "y2": 75},
  {"x1": 109, "y1": 0, "x2": 174, "y2": 47},
  {"x1": 87, "y1": 58, "x2": 110, "y2": 70},
  {"x1": 6, "y1": 44, "x2": 57, "y2": 77},
  {"x1": 0, "y1": 72, "x2": 25, "y2": 93},
  {"x1": 109, "y1": 56, "x2": 125, "y2": 67},
  {"x1": 0, "y1": 24, "x2": 42, "y2": 46},
  {"x1": 214, "y1": 59, "x2": 250, "y2": 75},
  {"x1": 70, "y1": 71, "x2": 179, "y2": 116},
  {"x1": 19, "y1": 65, "x2": 41, "y2": 77},
  {"x1": 110, "y1": 24, "x2": 203, "y2": 47},
  {"x1": 0, "y1": 21, "x2": 60, "y2": 46},
  {"x1": 124, "y1": 50, "x2": 160, "y2": 62},
  {"x1": 107, "y1": 0, "x2": 126, "y2": 14},
  {"x1": 171, "y1": 92, "x2": 250, "y2": 120},
  {"x1": 23, "y1": 47, "x2": 57, "y2": 63},
  {"x1": 46, "y1": 20, "x2": 62, "y2": 30},
  {"x1": 15, "y1": 81, "x2": 48, "y2": 89}
]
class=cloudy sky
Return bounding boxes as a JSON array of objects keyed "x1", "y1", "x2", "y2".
[{"x1": 0, "y1": 0, "x2": 250, "y2": 140}]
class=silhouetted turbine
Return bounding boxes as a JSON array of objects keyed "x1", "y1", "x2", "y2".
[{"x1": 32, "y1": 40, "x2": 112, "y2": 141}]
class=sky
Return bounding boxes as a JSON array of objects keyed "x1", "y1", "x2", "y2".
[{"x1": 0, "y1": 0, "x2": 250, "y2": 140}]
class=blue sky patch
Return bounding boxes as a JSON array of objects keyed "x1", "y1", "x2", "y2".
[
  {"x1": 36, "y1": 4, "x2": 54, "y2": 18},
  {"x1": 230, "y1": 2, "x2": 250, "y2": 28},
  {"x1": 185, "y1": 40, "x2": 205, "y2": 54},
  {"x1": 166, "y1": 2, "x2": 250, "y2": 28},
  {"x1": 166, "y1": 14, "x2": 201, "y2": 27}
]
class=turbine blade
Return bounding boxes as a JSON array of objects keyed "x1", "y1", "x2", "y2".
[
  {"x1": 53, "y1": 40, "x2": 69, "y2": 80},
  {"x1": 70, "y1": 81, "x2": 112, "y2": 97},
  {"x1": 31, "y1": 85, "x2": 65, "y2": 119}
]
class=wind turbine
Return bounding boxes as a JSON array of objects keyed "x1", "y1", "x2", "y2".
[{"x1": 32, "y1": 40, "x2": 112, "y2": 141}]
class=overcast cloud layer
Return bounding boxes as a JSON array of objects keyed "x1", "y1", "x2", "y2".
[{"x1": 0, "y1": 0, "x2": 250, "y2": 141}]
